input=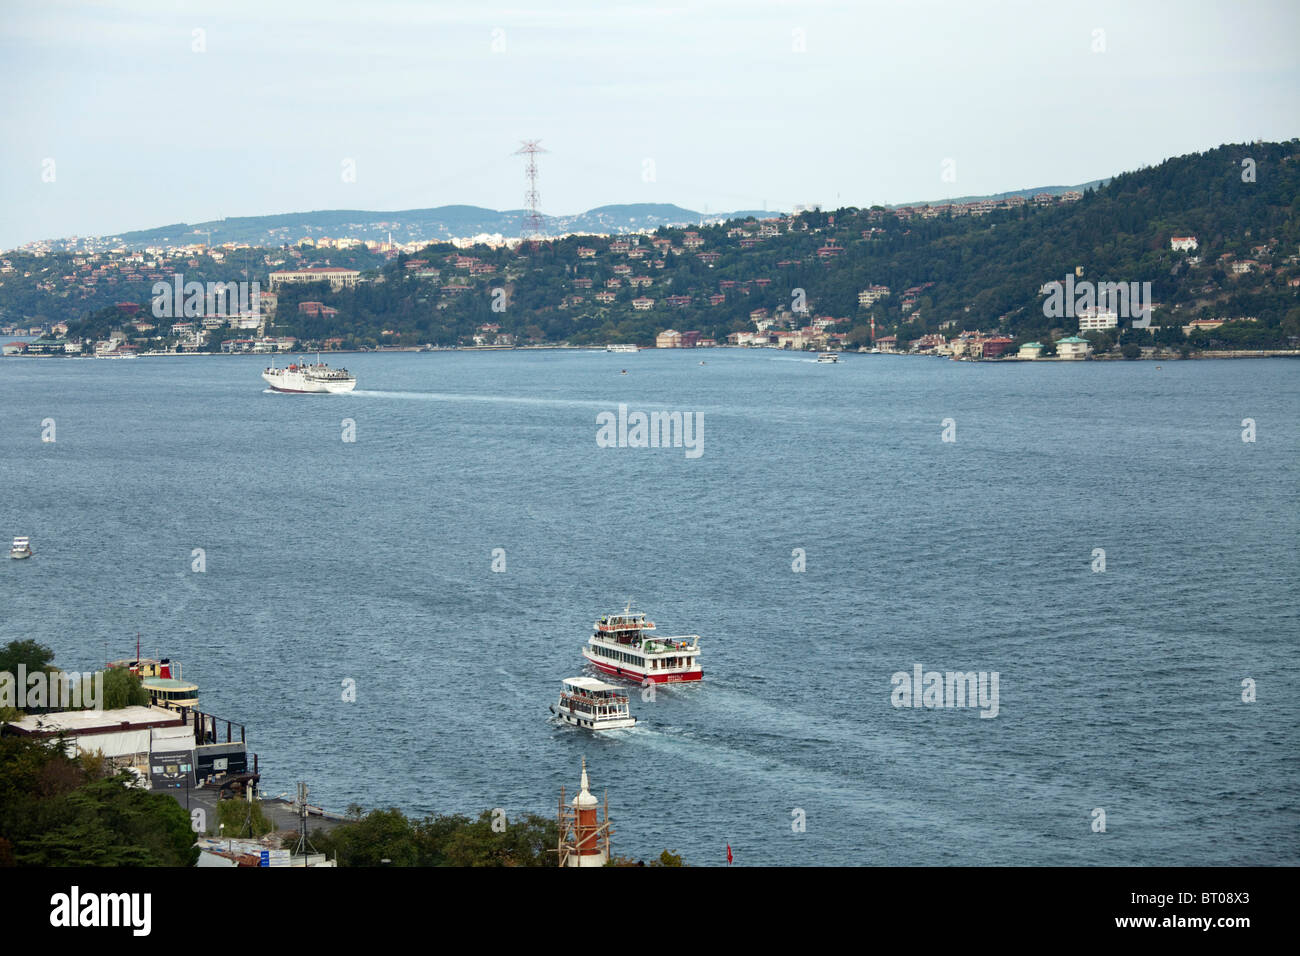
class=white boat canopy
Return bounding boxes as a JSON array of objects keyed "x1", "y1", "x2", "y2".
[{"x1": 562, "y1": 677, "x2": 621, "y2": 693}]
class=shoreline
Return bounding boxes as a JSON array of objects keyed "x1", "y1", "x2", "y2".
[{"x1": 3, "y1": 346, "x2": 1298, "y2": 361}]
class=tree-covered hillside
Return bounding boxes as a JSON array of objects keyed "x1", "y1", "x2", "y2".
[{"x1": 14, "y1": 140, "x2": 1300, "y2": 352}]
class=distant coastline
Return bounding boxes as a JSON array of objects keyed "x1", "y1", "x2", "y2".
[{"x1": 3, "y1": 345, "x2": 1298, "y2": 361}]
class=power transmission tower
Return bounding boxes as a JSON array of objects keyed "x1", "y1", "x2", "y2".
[{"x1": 514, "y1": 140, "x2": 548, "y2": 245}]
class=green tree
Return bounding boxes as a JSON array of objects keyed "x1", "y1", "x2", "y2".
[
  {"x1": 0, "y1": 735, "x2": 199, "y2": 866},
  {"x1": 0, "y1": 639, "x2": 56, "y2": 676},
  {"x1": 100, "y1": 667, "x2": 150, "y2": 710},
  {"x1": 306, "y1": 807, "x2": 558, "y2": 867},
  {"x1": 215, "y1": 797, "x2": 275, "y2": 838}
]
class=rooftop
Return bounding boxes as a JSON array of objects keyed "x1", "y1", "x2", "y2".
[
  {"x1": 562, "y1": 677, "x2": 620, "y2": 692},
  {"x1": 5, "y1": 705, "x2": 181, "y2": 736},
  {"x1": 141, "y1": 677, "x2": 198, "y2": 691}
]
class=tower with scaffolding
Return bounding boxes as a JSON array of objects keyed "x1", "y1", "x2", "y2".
[{"x1": 556, "y1": 758, "x2": 611, "y2": 867}]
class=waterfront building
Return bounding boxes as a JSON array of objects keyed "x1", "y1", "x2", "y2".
[
  {"x1": 980, "y1": 336, "x2": 1015, "y2": 358},
  {"x1": 1056, "y1": 335, "x2": 1092, "y2": 359},
  {"x1": 2, "y1": 705, "x2": 183, "y2": 777},
  {"x1": 1018, "y1": 341, "x2": 1044, "y2": 360}
]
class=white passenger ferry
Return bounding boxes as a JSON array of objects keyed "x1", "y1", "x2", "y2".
[
  {"x1": 816, "y1": 352, "x2": 839, "y2": 363},
  {"x1": 549, "y1": 677, "x2": 636, "y2": 730},
  {"x1": 605, "y1": 343, "x2": 639, "y2": 353},
  {"x1": 262, "y1": 358, "x2": 356, "y2": 393},
  {"x1": 9, "y1": 536, "x2": 32, "y2": 559},
  {"x1": 581, "y1": 605, "x2": 702, "y2": 683}
]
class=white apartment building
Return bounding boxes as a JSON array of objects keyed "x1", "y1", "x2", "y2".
[{"x1": 1078, "y1": 308, "x2": 1119, "y2": 331}]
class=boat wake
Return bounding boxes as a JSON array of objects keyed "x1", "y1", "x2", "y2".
[{"x1": 351, "y1": 389, "x2": 636, "y2": 411}]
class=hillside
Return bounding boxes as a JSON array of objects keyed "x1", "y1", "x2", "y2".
[
  {"x1": 20, "y1": 203, "x2": 774, "y2": 253},
  {"x1": 6, "y1": 141, "x2": 1299, "y2": 354}
]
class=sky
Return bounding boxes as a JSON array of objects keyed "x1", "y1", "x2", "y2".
[{"x1": 1, "y1": 0, "x2": 1297, "y2": 250}]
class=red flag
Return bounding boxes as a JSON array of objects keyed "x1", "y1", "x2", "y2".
[{"x1": 726, "y1": 844, "x2": 733, "y2": 865}]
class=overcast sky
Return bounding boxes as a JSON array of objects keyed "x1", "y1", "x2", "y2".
[{"x1": 1, "y1": 0, "x2": 1297, "y2": 250}]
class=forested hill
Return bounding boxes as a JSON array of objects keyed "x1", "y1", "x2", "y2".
[{"x1": 17, "y1": 140, "x2": 1300, "y2": 352}]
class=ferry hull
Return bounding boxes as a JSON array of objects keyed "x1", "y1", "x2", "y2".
[
  {"x1": 549, "y1": 704, "x2": 636, "y2": 730},
  {"x1": 262, "y1": 373, "x2": 356, "y2": 394},
  {"x1": 584, "y1": 651, "x2": 702, "y2": 684}
]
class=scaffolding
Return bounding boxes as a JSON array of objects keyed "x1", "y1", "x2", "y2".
[{"x1": 555, "y1": 784, "x2": 612, "y2": 867}]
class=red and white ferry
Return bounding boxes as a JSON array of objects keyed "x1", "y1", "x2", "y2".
[{"x1": 582, "y1": 604, "x2": 702, "y2": 683}]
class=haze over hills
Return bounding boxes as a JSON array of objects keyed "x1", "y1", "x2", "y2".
[
  {"x1": 894, "y1": 180, "x2": 1109, "y2": 208},
  {"x1": 23, "y1": 182, "x2": 1105, "y2": 253},
  {"x1": 36, "y1": 203, "x2": 773, "y2": 253}
]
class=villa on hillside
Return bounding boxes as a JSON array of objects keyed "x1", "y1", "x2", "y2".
[{"x1": 268, "y1": 267, "x2": 360, "y2": 290}]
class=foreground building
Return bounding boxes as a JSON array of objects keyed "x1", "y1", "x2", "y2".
[
  {"x1": 557, "y1": 759, "x2": 611, "y2": 867},
  {"x1": 3, "y1": 703, "x2": 257, "y2": 792}
]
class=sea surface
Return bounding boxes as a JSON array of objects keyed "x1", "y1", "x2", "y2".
[{"x1": 1, "y1": 349, "x2": 1297, "y2": 866}]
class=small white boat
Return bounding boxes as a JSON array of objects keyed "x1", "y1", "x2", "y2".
[
  {"x1": 9, "y1": 536, "x2": 32, "y2": 559},
  {"x1": 605, "y1": 343, "x2": 639, "y2": 353},
  {"x1": 549, "y1": 677, "x2": 637, "y2": 730},
  {"x1": 817, "y1": 352, "x2": 839, "y2": 363}
]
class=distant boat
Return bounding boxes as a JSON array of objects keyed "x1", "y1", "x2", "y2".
[
  {"x1": 262, "y1": 357, "x2": 356, "y2": 394},
  {"x1": 107, "y1": 655, "x2": 198, "y2": 711},
  {"x1": 605, "y1": 343, "x2": 639, "y2": 353},
  {"x1": 9, "y1": 536, "x2": 32, "y2": 559},
  {"x1": 549, "y1": 677, "x2": 636, "y2": 730},
  {"x1": 817, "y1": 352, "x2": 839, "y2": 363}
]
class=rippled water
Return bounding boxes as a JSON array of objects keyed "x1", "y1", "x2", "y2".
[{"x1": 2, "y1": 350, "x2": 1296, "y2": 865}]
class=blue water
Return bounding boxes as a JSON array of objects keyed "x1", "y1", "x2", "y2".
[{"x1": 2, "y1": 350, "x2": 1297, "y2": 865}]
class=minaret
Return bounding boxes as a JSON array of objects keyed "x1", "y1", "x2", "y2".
[{"x1": 560, "y1": 758, "x2": 610, "y2": 867}]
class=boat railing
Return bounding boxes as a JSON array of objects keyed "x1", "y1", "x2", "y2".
[
  {"x1": 640, "y1": 635, "x2": 701, "y2": 652},
  {"x1": 560, "y1": 694, "x2": 630, "y2": 714},
  {"x1": 596, "y1": 619, "x2": 654, "y2": 631},
  {"x1": 561, "y1": 691, "x2": 628, "y2": 703}
]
